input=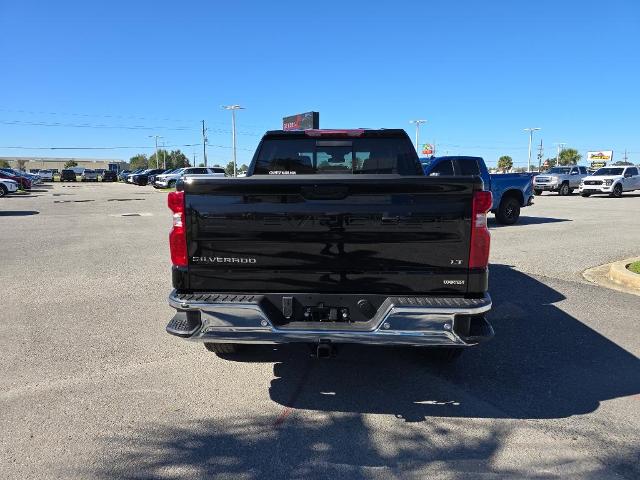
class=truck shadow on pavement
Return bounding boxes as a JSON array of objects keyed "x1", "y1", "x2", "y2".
[
  {"x1": 92, "y1": 265, "x2": 640, "y2": 479},
  {"x1": 239, "y1": 264, "x2": 639, "y2": 421},
  {"x1": 488, "y1": 216, "x2": 571, "y2": 227}
]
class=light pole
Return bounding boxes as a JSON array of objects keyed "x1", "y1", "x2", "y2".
[
  {"x1": 222, "y1": 105, "x2": 245, "y2": 177},
  {"x1": 148, "y1": 135, "x2": 163, "y2": 168},
  {"x1": 523, "y1": 128, "x2": 541, "y2": 172},
  {"x1": 409, "y1": 119, "x2": 427, "y2": 153}
]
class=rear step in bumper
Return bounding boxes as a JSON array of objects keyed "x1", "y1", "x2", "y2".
[{"x1": 167, "y1": 291, "x2": 493, "y2": 347}]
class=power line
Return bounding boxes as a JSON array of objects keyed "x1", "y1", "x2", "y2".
[
  {"x1": 0, "y1": 107, "x2": 273, "y2": 130},
  {"x1": 0, "y1": 119, "x2": 260, "y2": 136},
  {"x1": 0, "y1": 143, "x2": 255, "y2": 151}
]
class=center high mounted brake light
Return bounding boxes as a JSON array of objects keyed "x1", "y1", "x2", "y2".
[
  {"x1": 469, "y1": 190, "x2": 492, "y2": 269},
  {"x1": 304, "y1": 129, "x2": 364, "y2": 137},
  {"x1": 168, "y1": 190, "x2": 187, "y2": 267}
]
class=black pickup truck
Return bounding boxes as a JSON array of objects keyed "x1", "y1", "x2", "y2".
[{"x1": 166, "y1": 129, "x2": 493, "y2": 361}]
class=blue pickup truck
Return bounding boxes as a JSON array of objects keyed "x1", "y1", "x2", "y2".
[{"x1": 421, "y1": 156, "x2": 534, "y2": 225}]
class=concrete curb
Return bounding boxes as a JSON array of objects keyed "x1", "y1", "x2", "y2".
[
  {"x1": 607, "y1": 257, "x2": 640, "y2": 290},
  {"x1": 583, "y1": 259, "x2": 640, "y2": 297}
]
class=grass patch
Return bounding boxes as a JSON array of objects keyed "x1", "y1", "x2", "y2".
[{"x1": 627, "y1": 261, "x2": 640, "y2": 274}]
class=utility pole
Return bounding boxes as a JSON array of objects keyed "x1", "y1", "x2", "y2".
[
  {"x1": 222, "y1": 105, "x2": 245, "y2": 177},
  {"x1": 409, "y1": 119, "x2": 427, "y2": 153},
  {"x1": 537, "y1": 139, "x2": 543, "y2": 172},
  {"x1": 523, "y1": 128, "x2": 541, "y2": 172},
  {"x1": 623, "y1": 149, "x2": 629, "y2": 163},
  {"x1": 201, "y1": 120, "x2": 208, "y2": 167},
  {"x1": 148, "y1": 135, "x2": 162, "y2": 168},
  {"x1": 554, "y1": 142, "x2": 566, "y2": 167}
]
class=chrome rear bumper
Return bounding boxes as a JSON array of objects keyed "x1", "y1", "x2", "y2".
[{"x1": 167, "y1": 291, "x2": 493, "y2": 347}]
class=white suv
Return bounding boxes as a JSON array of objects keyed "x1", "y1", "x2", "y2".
[
  {"x1": 154, "y1": 167, "x2": 225, "y2": 188},
  {"x1": 579, "y1": 166, "x2": 640, "y2": 198},
  {"x1": 0, "y1": 178, "x2": 19, "y2": 197}
]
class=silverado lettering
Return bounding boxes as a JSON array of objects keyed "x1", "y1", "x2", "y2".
[{"x1": 191, "y1": 257, "x2": 257, "y2": 264}]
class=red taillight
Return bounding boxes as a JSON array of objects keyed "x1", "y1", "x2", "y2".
[
  {"x1": 168, "y1": 191, "x2": 187, "y2": 267},
  {"x1": 469, "y1": 191, "x2": 492, "y2": 269}
]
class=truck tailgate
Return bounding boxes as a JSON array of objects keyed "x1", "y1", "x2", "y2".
[{"x1": 180, "y1": 175, "x2": 482, "y2": 295}]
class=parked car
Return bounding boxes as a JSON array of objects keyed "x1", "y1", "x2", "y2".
[
  {"x1": 29, "y1": 169, "x2": 41, "y2": 173},
  {"x1": 0, "y1": 168, "x2": 41, "y2": 185},
  {"x1": 38, "y1": 169, "x2": 54, "y2": 181},
  {"x1": 0, "y1": 178, "x2": 19, "y2": 197},
  {"x1": 81, "y1": 169, "x2": 99, "y2": 182},
  {"x1": 533, "y1": 165, "x2": 589, "y2": 196},
  {"x1": 579, "y1": 166, "x2": 640, "y2": 198},
  {"x1": 148, "y1": 169, "x2": 175, "y2": 185},
  {"x1": 421, "y1": 156, "x2": 534, "y2": 225},
  {"x1": 117, "y1": 170, "x2": 132, "y2": 181},
  {"x1": 0, "y1": 170, "x2": 31, "y2": 190},
  {"x1": 60, "y1": 169, "x2": 77, "y2": 182},
  {"x1": 166, "y1": 128, "x2": 494, "y2": 362},
  {"x1": 131, "y1": 168, "x2": 166, "y2": 186},
  {"x1": 101, "y1": 170, "x2": 118, "y2": 182},
  {"x1": 155, "y1": 167, "x2": 225, "y2": 188},
  {"x1": 126, "y1": 168, "x2": 145, "y2": 183}
]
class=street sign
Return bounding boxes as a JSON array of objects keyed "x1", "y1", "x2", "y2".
[
  {"x1": 421, "y1": 143, "x2": 434, "y2": 155},
  {"x1": 587, "y1": 150, "x2": 613, "y2": 169}
]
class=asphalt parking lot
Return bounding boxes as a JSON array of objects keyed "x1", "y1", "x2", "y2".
[{"x1": 1, "y1": 183, "x2": 639, "y2": 479}]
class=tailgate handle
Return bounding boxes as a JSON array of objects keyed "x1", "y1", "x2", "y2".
[{"x1": 300, "y1": 185, "x2": 349, "y2": 200}]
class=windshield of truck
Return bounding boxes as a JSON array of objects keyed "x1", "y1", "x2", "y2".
[
  {"x1": 593, "y1": 168, "x2": 624, "y2": 176},
  {"x1": 253, "y1": 137, "x2": 422, "y2": 175},
  {"x1": 548, "y1": 167, "x2": 571, "y2": 174}
]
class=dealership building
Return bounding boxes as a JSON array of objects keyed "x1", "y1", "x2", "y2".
[{"x1": 0, "y1": 156, "x2": 129, "y2": 172}]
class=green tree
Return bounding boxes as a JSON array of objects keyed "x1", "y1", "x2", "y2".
[
  {"x1": 198, "y1": 162, "x2": 205, "y2": 167},
  {"x1": 558, "y1": 148, "x2": 581, "y2": 165},
  {"x1": 148, "y1": 149, "x2": 169, "y2": 169},
  {"x1": 497, "y1": 155, "x2": 513, "y2": 172},
  {"x1": 168, "y1": 150, "x2": 190, "y2": 168},
  {"x1": 129, "y1": 154, "x2": 148, "y2": 170},
  {"x1": 541, "y1": 158, "x2": 556, "y2": 171},
  {"x1": 0, "y1": 159, "x2": 10, "y2": 168},
  {"x1": 64, "y1": 160, "x2": 78, "y2": 168},
  {"x1": 224, "y1": 162, "x2": 248, "y2": 176}
]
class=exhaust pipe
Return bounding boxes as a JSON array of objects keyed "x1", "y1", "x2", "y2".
[{"x1": 316, "y1": 343, "x2": 333, "y2": 359}]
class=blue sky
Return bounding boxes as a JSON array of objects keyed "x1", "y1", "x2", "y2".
[{"x1": 1, "y1": 0, "x2": 638, "y2": 167}]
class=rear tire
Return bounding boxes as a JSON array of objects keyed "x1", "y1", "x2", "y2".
[
  {"x1": 168, "y1": 179, "x2": 177, "y2": 188},
  {"x1": 581, "y1": 193, "x2": 591, "y2": 197},
  {"x1": 0, "y1": 184, "x2": 7, "y2": 197},
  {"x1": 495, "y1": 196, "x2": 521, "y2": 225},
  {"x1": 423, "y1": 347, "x2": 464, "y2": 363},
  {"x1": 204, "y1": 343, "x2": 242, "y2": 355},
  {"x1": 534, "y1": 189, "x2": 543, "y2": 196}
]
